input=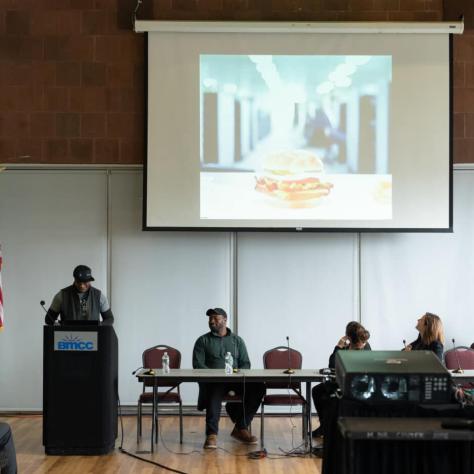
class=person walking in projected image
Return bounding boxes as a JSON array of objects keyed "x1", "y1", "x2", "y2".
[
  {"x1": 312, "y1": 321, "x2": 371, "y2": 440},
  {"x1": 192, "y1": 308, "x2": 265, "y2": 449},
  {"x1": 403, "y1": 312, "x2": 444, "y2": 361},
  {"x1": 44, "y1": 265, "x2": 114, "y2": 326}
]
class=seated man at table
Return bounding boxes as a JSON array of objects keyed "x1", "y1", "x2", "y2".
[{"x1": 193, "y1": 308, "x2": 265, "y2": 449}]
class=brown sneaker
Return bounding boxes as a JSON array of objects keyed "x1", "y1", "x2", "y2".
[
  {"x1": 203, "y1": 433, "x2": 217, "y2": 449},
  {"x1": 231, "y1": 426, "x2": 258, "y2": 444}
]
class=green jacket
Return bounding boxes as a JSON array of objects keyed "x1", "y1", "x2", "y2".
[
  {"x1": 193, "y1": 329, "x2": 251, "y2": 410},
  {"x1": 192, "y1": 328, "x2": 251, "y2": 370}
]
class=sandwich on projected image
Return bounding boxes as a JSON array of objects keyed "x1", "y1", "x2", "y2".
[{"x1": 200, "y1": 54, "x2": 392, "y2": 220}]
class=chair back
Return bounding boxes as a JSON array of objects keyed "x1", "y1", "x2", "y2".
[
  {"x1": 142, "y1": 345, "x2": 181, "y2": 387},
  {"x1": 263, "y1": 346, "x2": 302, "y2": 389},
  {"x1": 444, "y1": 346, "x2": 474, "y2": 370}
]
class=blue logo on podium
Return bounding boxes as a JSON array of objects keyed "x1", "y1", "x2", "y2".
[{"x1": 54, "y1": 332, "x2": 98, "y2": 351}]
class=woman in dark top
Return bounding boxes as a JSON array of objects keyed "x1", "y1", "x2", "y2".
[
  {"x1": 312, "y1": 321, "x2": 371, "y2": 438},
  {"x1": 404, "y1": 312, "x2": 445, "y2": 361}
]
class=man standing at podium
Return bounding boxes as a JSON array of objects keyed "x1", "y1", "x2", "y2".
[{"x1": 45, "y1": 265, "x2": 114, "y2": 325}]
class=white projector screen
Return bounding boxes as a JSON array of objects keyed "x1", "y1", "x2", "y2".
[{"x1": 143, "y1": 24, "x2": 452, "y2": 231}]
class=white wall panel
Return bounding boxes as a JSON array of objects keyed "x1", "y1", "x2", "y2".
[
  {"x1": 237, "y1": 233, "x2": 358, "y2": 371},
  {"x1": 109, "y1": 171, "x2": 231, "y2": 405},
  {"x1": 361, "y1": 170, "x2": 474, "y2": 351},
  {"x1": 0, "y1": 170, "x2": 107, "y2": 410},
  {"x1": 1, "y1": 167, "x2": 472, "y2": 411}
]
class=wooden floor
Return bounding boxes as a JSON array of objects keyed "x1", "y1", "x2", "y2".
[{"x1": 1, "y1": 414, "x2": 322, "y2": 473}]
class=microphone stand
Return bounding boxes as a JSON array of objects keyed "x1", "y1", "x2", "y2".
[
  {"x1": 41, "y1": 299, "x2": 60, "y2": 325},
  {"x1": 452, "y1": 338, "x2": 464, "y2": 374},
  {"x1": 283, "y1": 336, "x2": 295, "y2": 374},
  {"x1": 233, "y1": 337, "x2": 240, "y2": 373}
]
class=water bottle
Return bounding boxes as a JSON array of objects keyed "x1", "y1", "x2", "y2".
[
  {"x1": 162, "y1": 352, "x2": 170, "y2": 374},
  {"x1": 225, "y1": 352, "x2": 233, "y2": 375}
]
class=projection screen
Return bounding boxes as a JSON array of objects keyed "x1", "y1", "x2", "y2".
[{"x1": 139, "y1": 22, "x2": 459, "y2": 231}]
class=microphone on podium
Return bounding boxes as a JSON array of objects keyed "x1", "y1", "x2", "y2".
[
  {"x1": 40, "y1": 300, "x2": 47, "y2": 313},
  {"x1": 283, "y1": 336, "x2": 295, "y2": 375},
  {"x1": 451, "y1": 338, "x2": 464, "y2": 374}
]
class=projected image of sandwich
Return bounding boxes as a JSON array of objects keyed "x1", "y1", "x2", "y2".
[{"x1": 255, "y1": 150, "x2": 333, "y2": 207}]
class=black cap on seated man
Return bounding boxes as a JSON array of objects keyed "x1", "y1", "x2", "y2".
[
  {"x1": 45, "y1": 265, "x2": 114, "y2": 325},
  {"x1": 192, "y1": 307, "x2": 265, "y2": 449}
]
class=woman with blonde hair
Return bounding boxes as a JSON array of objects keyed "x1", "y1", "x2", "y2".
[{"x1": 404, "y1": 312, "x2": 445, "y2": 361}]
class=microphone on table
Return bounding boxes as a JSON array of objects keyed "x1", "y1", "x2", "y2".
[
  {"x1": 283, "y1": 336, "x2": 295, "y2": 375},
  {"x1": 451, "y1": 338, "x2": 464, "y2": 374},
  {"x1": 132, "y1": 366, "x2": 144, "y2": 375},
  {"x1": 40, "y1": 300, "x2": 47, "y2": 313},
  {"x1": 402, "y1": 339, "x2": 407, "y2": 350}
]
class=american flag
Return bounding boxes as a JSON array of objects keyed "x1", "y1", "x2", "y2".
[{"x1": 0, "y1": 243, "x2": 4, "y2": 330}]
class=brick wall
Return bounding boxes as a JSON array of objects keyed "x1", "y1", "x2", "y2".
[
  {"x1": 0, "y1": 0, "x2": 144, "y2": 164},
  {"x1": 447, "y1": 1, "x2": 474, "y2": 163},
  {"x1": 0, "y1": 0, "x2": 471, "y2": 164}
]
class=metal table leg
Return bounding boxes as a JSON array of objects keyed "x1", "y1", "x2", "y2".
[
  {"x1": 306, "y1": 381, "x2": 313, "y2": 453},
  {"x1": 151, "y1": 376, "x2": 157, "y2": 453}
]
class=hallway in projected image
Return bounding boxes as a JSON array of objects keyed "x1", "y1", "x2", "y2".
[{"x1": 200, "y1": 54, "x2": 392, "y2": 221}]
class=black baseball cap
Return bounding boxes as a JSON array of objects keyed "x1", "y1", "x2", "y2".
[
  {"x1": 206, "y1": 308, "x2": 227, "y2": 318},
  {"x1": 73, "y1": 265, "x2": 95, "y2": 283}
]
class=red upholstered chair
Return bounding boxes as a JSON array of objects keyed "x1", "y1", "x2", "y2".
[
  {"x1": 444, "y1": 346, "x2": 474, "y2": 370},
  {"x1": 260, "y1": 346, "x2": 306, "y2": 445},
  {"x1": 137, "y1": 345, "x2": 183, "y2": 444}
]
